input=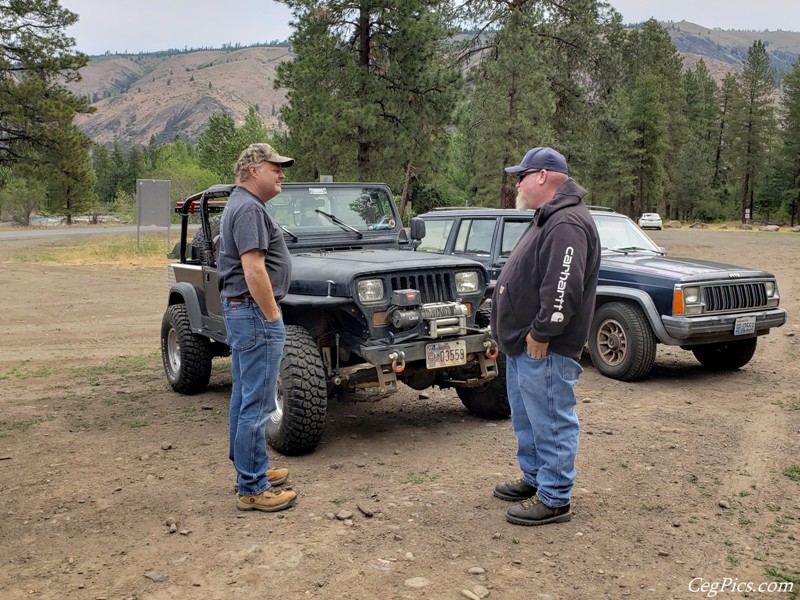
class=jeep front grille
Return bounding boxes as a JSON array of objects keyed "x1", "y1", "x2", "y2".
[
  {"x1": 390, "y1": 272, "x2": 454, "y2": 303},
  {"x1": 702, "y1": 283, "x2": 768, "y2": 313}
]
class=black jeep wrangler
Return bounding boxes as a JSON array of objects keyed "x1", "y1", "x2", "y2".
[{"x1": 161, "y1": 183, "x2": 503, "y2": 455}]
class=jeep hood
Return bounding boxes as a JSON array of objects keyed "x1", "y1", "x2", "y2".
[
  {"x1": 288, "y1": 249, "x2": 488, "y2": 297},
  {"x1": 600, "y1": 253, "x2": 773, "y2": 285}
]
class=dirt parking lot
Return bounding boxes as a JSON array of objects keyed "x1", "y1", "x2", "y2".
[{"x1": 0, "y1": 228, "x2": 798, "y2": 600}]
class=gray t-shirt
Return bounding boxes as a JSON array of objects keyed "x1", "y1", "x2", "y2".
[{"x1": 217, "y1": 186, "x2": 291, "y2": 300}]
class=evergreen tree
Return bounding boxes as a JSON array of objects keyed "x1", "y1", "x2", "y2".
[
  {"x1": 236, "y1": 106, "x2": 269, "y2": 147},
  {"x1": 728, "y1": 40, "x2": 776, "y2": 222},
  {"x1": 276, "y1": 0, "x2": 461, "y2": 189},
  {"x1": 712, "y1": 73, "x2": 739, "y2": 199},
  {"x1": 620, "y1": 20, "x2": 686, "y2": 217},
  {"x1": 197, "y1": 112, "x2": 238, "y2": 181},
  {"x1": 625, "y1": 72, "x2": 668, "y2": 217},
  {"x1": 92, "y1": 145, "x2": 115, "y2": 205},
  {"x1": 45, "y1": 126, "x2": 97, "y2": 224},
  {"x1": 671, "y1": 60, "x2": 718, "y2": 220},
  {"x1": 462, "y1": 5, "x2": 556, "y2": 208},
  {"x1": 778, "y1": 60, "x2": 800, "y2": 225},
  {"x1": 0, "y1": 0, "x2": 93, "y2": 166},
  {"x1": 145, "y1": 135, "x2": 161, "y2": 173}
]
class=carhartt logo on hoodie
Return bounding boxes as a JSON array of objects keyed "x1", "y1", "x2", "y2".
[{"x1": 551, "y1": 246, "x2": 574, "y2": 321}]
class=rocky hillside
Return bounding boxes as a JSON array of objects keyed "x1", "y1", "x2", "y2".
[
  {"x1": 69, "y1": 46, "x2": 293, "y2": 146},
  {"x1": 69, "y1": 23, "x2": 800, "y2": 147},
  {"x1": 663, "y1": 21, "x2": 800, "y2": 83}
]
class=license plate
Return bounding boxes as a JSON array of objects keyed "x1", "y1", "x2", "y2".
[
  {"x1": 425, "y1": 340, "x2": 467, "y2": 368},
  {"x1": 734, "y1": 316, "x2": 756, "y2": 336}
]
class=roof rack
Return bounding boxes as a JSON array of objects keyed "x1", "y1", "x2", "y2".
[{"x1": 586, "y1": 205, "x2": 616, "y2": 212}]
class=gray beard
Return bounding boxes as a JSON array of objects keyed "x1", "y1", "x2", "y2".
[{"x1": 515, "y1": 191, "x2": 527, "y2": 211}]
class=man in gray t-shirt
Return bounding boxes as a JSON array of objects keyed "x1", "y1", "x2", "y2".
[{"x1": 218, "y1": 143, "x2": 297, "y2": 513}]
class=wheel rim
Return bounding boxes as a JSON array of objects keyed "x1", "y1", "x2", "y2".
[
  {"x1": 596, "y1": 318, "x2": 627, "y2": 366},
  {"x1": 270, "y1": 382, "x2": 285, "y2": 427},
  {"x1": 167, "y1": 327, "x2": 181, "y2": 373}
]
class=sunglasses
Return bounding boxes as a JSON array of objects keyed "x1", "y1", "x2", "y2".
[{"x1": 515, "y1": 169, "x2": 542, "y2": 184}]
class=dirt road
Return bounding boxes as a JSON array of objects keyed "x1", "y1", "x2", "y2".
[{"x1": 0, "y1": 229, "x2": 798, "y2": 600}]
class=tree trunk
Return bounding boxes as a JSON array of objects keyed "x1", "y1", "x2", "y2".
[
  {"x1": 398, "y1": 161, "x2": 413, "y2": 221},
  {"x1": 740, "y1": 172, "x2": 750, "y2": 223}
]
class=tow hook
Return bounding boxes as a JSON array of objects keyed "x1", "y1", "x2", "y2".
[
  {"x1": 483, "y1": 339, "x2": 499, "y2": 360},
  {"x1": 389, "y1": 351, "x2": 406, "y2": 373}
]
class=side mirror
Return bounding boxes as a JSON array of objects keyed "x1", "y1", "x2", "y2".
[{"x1": 409, "y1": 217, "x2": 426, "y2": 250}]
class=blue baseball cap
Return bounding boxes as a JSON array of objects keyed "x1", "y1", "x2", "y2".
[{"x1": 504, "y1": 147, "x2": 568, "y2": 175}]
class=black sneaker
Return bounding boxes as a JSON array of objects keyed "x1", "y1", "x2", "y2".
[
  {"x1": 493, "y1": 478, "x2": 538, "y2": 502},
  {"x1": 506, "y1": 495, "x2": 572, "y2": 526}
]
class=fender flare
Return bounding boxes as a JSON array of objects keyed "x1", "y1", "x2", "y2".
[
  {"x1": 594, "y1": 286, "x2": 681, "y2": 345},
  {"x1": 167, "y1": 282, "x2": 206, "y2": 334}
]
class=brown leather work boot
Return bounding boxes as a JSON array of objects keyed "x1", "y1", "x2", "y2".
[
  {"x1": 493, "y1": 478, "x2": 537, "y2": 502},
  {"x1": 237, "y1": 488, "x2": 297, "y2": 512},
  {"x1": 267, "y1": 467, "x2": 289, "y2": 486},
  {"x1": 506, "y1": 494, "x2": 571, "y2": 526}
]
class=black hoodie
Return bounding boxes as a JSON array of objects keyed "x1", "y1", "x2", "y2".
[{"x1": 490, "y1": 179, "x2": 601, "y2": 359}]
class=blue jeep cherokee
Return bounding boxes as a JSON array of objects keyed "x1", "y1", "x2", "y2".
[{"x1": 413, "y1": 207, "x2": 787, "y2": 381}]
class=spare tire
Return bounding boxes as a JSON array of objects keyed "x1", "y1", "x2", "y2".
[{"x1": 192, "y1": 215, "x2": 222, "y2": 264}]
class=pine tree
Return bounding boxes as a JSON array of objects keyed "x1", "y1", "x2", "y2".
[
  {"x1": 728, "y1": 40, "x2": 776, "y2": 222},
  {"x1": 45, "y1": 126, "x2": 97, "y2": 224},
  {"x1": 462, "y1": 5, "x2": 556, "y2": 208},
  {"x1": 197, "y1": 112, "x2": 238, "y2": 181},
  {"x1": 275, "y1": 0, "x2": 461, "y2": 188},
  {"x1": 671, "y1": 60, "x2": 718, "y2": 220},
  {"x1": 0, "y1": 0, "x2": 93, "y2": 166},
  {"x1": 620, "y1": 20, "x2": 686, "y2": 218},
  {"x1": 778, "y1": 60, "x2": 800, "y2": 225}
]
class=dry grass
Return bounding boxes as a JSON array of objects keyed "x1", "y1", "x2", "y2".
[{"x1": 7, "y1": 234, "x2": 174, "y2": 268}]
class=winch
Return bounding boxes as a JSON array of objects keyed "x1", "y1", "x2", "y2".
[{"x1": 385, "y1": 289, "x2": 468, "y2": 339}]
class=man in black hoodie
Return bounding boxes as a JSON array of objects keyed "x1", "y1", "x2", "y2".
[{"x1": 490, "y1": 147, "x2": 601, "y2": 526}]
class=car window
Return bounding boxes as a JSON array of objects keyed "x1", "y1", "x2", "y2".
[
  {"x1": 595, "y1": 214, "x2": 661, "y2": 251},
  {"x1": 417, "y1": 218, "x2": 454, "y2": 254},
  {"x1": 501, "y1": 220, "x2": 531, "y2": 257},
  {"x1": 454, "y1": 219, "x2": 495, "y2": 256},
  {"x1": 267, "y1": 187, "x2": 396, "y2": 231}
]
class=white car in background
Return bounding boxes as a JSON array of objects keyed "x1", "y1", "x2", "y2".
[{"x1": 638, "y1": 212, "x2": 663, "y2": 230}]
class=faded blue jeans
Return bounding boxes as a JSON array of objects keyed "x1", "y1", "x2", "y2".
[
  {"x1": 505, "y1": 351, "x2": 582, "y2": 508},
  {"x1": 222, "y1": 298, "x2": 286, "y2": 497}
]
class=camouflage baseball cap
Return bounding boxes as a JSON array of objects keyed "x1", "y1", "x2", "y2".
[{"x1": 238, "y1": 143, "x2": 295, "y2": 168}]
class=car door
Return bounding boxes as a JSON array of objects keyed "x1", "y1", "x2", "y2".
[
  {"x1": 496, "y1": 217, "x2": 532, "y2": 280},
  {"x1": 452, "y1": 218, "x2": 497, "y2": 274}
]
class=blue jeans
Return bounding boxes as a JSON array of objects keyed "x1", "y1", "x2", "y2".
[
  {"x1": 505, "y1": 351, "x2": 582, "y2": 508},
  {"x1": 222, "y1": 298, "x2": 286, "y2": 497}
]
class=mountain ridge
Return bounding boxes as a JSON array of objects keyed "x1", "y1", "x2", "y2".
[{"x1": 69, "y1": 22, "x2": 800, "y2": 147}]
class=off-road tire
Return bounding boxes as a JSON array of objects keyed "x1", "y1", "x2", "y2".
[
  {"x1": 161, "y1": 304, "x2": 213, "y2": 394},
  {"x1": 692, "y1": 338, "x2": 757, "y2": 370},
  {"x1": 456, "y1": 353, "x2": 510, "y2": 419},
  {"x1": 588, "y1": 302, "x2": 657, "y2": 381},
  {"x1": 192, "y1": 215, "x2": 222, "y2": 263},
  {"x1": 267, "y1": 325, "x2": 327, "y2": 455},
  {"x1": 476, "y1": 303, "x2": 492, "y2": 328}
]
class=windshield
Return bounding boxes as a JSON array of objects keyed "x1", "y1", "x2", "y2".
[
  {"x1": 265, "y1": 186, "x2": 397, "y2": 233},
  {"x1": 595, "y1": 214, "x2": 661, "y2": 252}
]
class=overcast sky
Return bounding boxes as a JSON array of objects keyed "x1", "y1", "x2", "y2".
[{"x1": 61, "y1": 0, "x2": 799, "y2": 56}]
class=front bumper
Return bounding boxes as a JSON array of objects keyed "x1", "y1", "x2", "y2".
[
  {"x1": 358, "y1": 331, "x2": 496, "y2": 368},
  {"x1": 662, "y1": 308, "x2": 787, "y2": 345}
]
